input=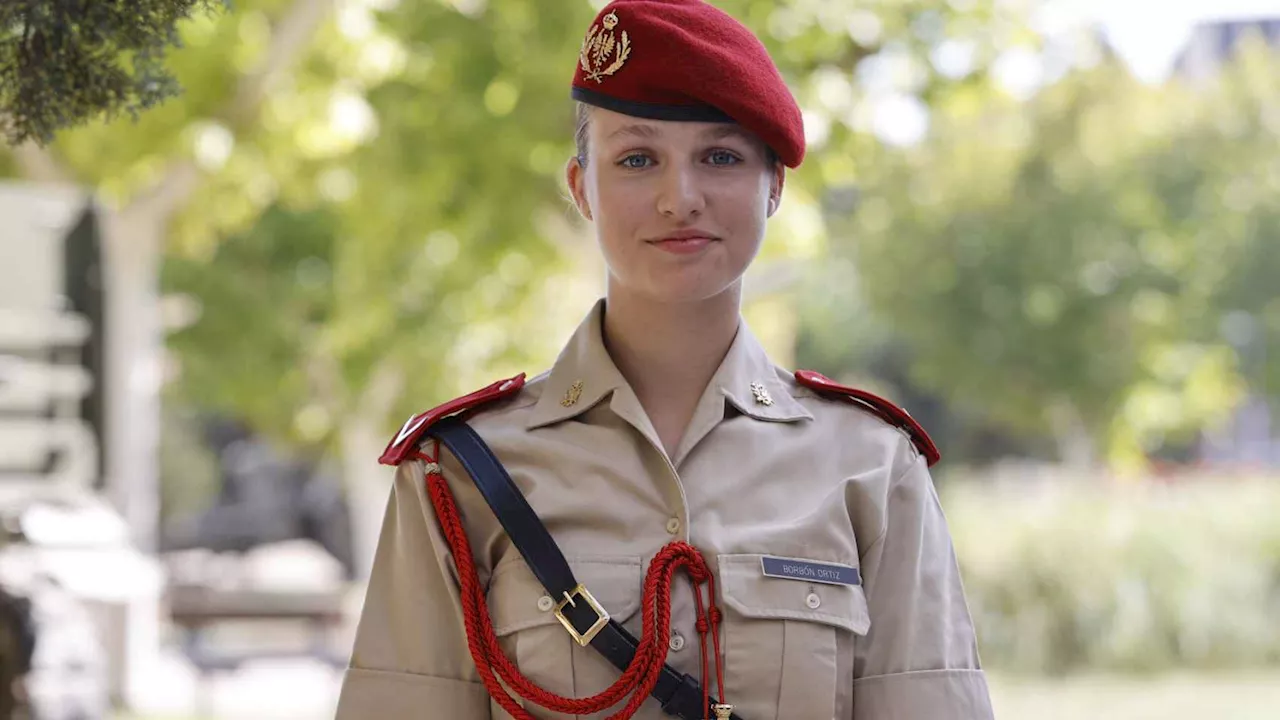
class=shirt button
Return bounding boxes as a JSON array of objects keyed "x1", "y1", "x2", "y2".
[
  {"x1": 669, "y1": 633, "x2": 686, "y2": 652},
  {"x1": 665, "y1": 517, "x2": 681, "y2": 535},
  {"x1": 805, "y1": 593, "x2": 822, "y2": 609},
  {"x1": 537, "y1": 595, "x2": 555, "y2": 612}
]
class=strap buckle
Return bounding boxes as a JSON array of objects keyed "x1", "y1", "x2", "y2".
[{"x1": 554, "y1": 583, "x2": 610, "y2": 647}]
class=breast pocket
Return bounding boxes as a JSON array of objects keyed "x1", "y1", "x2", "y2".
[
  {"x1": 487, "y1": 556, "x2": 643, "y2": 720},
  {"x1": 718, "y1": 554, "x2": 871, "y2": 720}
]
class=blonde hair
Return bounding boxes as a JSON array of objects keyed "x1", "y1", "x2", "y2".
[{"x1": 574, "y1": 102, "x2": 592, "y2": 167}]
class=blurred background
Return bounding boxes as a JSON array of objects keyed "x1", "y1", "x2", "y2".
[{"x1": 2, "y1": 0, "x2": 1279, "y2": 717}]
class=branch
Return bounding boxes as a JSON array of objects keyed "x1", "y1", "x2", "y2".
[
  {"x1": 12, "y1": 141, "x2": 73, "y2": 184},
  {"x1": 223, "y1": 0, "x2": 333, "y2": 128},
  {"x1": 304, "y1": 329, "x2": 347, "y2": 421},
  {"x1": 126, "y1": 0, "x2": 334, "y2": 221},
  {"x1": 357, "y1": 359, "x2": 405, "y2": 425},
  {"x1": 123, "y1": 159, "x2": 201, "y2": 226}
]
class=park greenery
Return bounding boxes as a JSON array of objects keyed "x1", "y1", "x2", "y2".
[
  {"x1": 947, "y1": 473, "x2": 1280, "y2": 674},
  {"x1": 801, "y1": 39, "x2": 1280, "y2": 472}
]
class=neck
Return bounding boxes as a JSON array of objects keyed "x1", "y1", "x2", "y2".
[{"x1": 601, "y1": 284, "x2": 741, "y2": 450}]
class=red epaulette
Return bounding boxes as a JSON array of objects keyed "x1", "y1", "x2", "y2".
[
  {"x1": 378, "y1": 373, "x2": 526, "y2": 466},
  {"x1": 795, "y1": 370, "x2": 941, "y2": 468}
]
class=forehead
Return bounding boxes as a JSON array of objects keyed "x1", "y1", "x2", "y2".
[{"x1": 591, "y1": 107, "x2": 760, "y2": 145}]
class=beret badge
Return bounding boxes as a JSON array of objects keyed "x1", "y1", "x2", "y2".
[{"x1": 579, "y1": 11, "x2": 632, "y2": 83}]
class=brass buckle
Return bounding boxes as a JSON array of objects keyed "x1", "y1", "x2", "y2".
[
  {"x1": 711, "y1": 703, "x2": 734, "y2": 719},
  {"x1": 554, "y1": 583, "x2": 610, "y2": 647}
]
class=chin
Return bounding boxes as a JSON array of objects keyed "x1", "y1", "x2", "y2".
[{"x1": 641, "y1": 277, "x2": 740, "y2": 305}]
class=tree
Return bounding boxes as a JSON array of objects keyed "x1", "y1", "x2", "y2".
[
  {"x1": 1191, "y1": 41, "x2": 1280, "y2": 414},
  {"x1": 805, "y1": 44, "x2": 1280, "y2": 470},
  {"x1": 1, "y1": 0, "x2": 224, "y2": 144}
]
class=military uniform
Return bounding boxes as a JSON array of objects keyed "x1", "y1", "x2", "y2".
[
  {"x1": 337, "y1": 301, "x2": 993, "y2": 719},
  {"x1": 339, "y1": 0, "x2": 993, "y2": 717}
]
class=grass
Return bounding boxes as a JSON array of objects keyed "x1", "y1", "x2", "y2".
[{"x1": 988, "y1": 670, "x2": 1280, "y2": 720}]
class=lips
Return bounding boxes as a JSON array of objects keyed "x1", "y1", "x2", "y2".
[
  {"x1": 649, "y1": 234, "x2": 716, "y2": 255},
  {"x1": 647, "y1": 229, "x2": 719, "y2": 246}
]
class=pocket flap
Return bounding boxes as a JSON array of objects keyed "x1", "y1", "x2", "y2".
[
  {"x1": 488, "y1": 556, "x2": 642, "y2": 637},
  {"x1": 718, "y1": 554, "x2": 870, "y2": 635}
]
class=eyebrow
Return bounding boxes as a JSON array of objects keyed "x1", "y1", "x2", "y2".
[
  {"x1": 607, "y1": 123, "x2": 663, "y2": 141},
  {"x1": 604, "y1": 123, "x2": 755, "y2": 143}
]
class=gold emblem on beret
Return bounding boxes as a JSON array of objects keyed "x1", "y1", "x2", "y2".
[{"x1": 579, "y1": 11, "x2": 631, "y2": 83}]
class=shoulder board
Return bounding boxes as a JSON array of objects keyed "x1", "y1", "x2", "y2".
[
  {"x1": 795, "y1": 370, "x2": 941, "y2": 467},
  {"x1": 378, "y1": 373, "x2": 526, "y2": 466}
]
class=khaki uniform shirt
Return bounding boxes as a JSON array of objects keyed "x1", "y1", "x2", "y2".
[{"x1": 338, "y1": 299, "x2": 993, "y2": 720}]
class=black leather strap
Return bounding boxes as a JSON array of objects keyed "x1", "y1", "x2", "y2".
[{"x1": 433, "y1": 416, "x2": 742, "y2": 720}]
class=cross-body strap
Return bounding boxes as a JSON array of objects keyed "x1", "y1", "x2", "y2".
[{"x1": 433, "y1": 416, "x2": 742, "y2": 720}]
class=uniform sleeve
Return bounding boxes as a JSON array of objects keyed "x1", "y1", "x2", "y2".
[
  {"x1": 336, "y1": 459, "x2": 492, "y2": 719},
  {"x1": 852, "y1": 448, "x2": 994, "y2": 720}
]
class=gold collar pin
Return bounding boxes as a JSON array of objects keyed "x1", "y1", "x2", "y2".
[{"x1": 561, "y1": 380, "x2": 585, "y2": 408}]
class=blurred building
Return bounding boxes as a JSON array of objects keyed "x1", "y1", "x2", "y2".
[
  {"x1": 1175, "y1": 16, "x2": 1280, "y2": 80},
  {"x1": 0, "y1": 184, "x2": 103, "y2": 492}
]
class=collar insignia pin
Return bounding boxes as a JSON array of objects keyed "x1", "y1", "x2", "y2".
[
  {"x1": 750, "y1": 381, "x2": 773, "y2": 406},
  {"x1": 561, "y1": 380, "x2": 585, "y2": 408}
]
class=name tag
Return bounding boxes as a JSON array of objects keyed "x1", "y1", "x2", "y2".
[{"x1": 760, "y1": 556, "x2": 861, "y2": 587}]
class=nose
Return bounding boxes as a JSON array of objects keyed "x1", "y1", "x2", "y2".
[{"x1": 655, "y1": 163, "x2": 706, "y2": 220}]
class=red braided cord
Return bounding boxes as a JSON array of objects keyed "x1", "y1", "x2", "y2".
[
  {"x1": 694, "y1": 587, "x2": 710, "y2": 714},
  {"x1": 709, "y1": 583, "x2": 725, "y2": 703},
  {"x1": 415, "y1": 441, "x2": 728, "y2": 719}
]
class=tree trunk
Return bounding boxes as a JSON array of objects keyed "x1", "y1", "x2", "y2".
[
  {"x1": 98, "y1": 206, "x2": 165, "y2": 551},
  {"x1": 338, "y1": 411, "x2": 392, "y2": 581},
  {"x1": 338, "y1": 361, "x2": 405, "y2": 580},
  {"x1": 1048, "y1": 398, "x2": 1097, "y2": 472}
]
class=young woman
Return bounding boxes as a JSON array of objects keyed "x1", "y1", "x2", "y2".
[{"x1": 337, "y1": 1, "x2": 993, "y2": 718}]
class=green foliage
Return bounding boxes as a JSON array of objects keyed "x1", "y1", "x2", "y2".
[
  {"x1": 0, "y1": 146, "x2": 15, "y2": 177},
  {"x1": 1185, "y1": 43, "x2": 1280, "y2": 409},
  {"x1": 0, "y1": 0, "x2": 225, "y2": 144},
  {"x1": 803, "y1": 46, "x2": 1280, "y2": 466},
  {"x1": 156, "y1": 400, "x2": 221, "y2": 524},
  {"x1": 946, "y1": 475, "x2": 1280, "y2": 675},
  {"x1": 49, "y1": 0, "x2": 289, "y2": 199},
  {"x1": 156, "y1": 0, "x2": 605, "y2": 448},
  {"x1": 163, "y1": 204, "x2": 339, "y2": 440}
]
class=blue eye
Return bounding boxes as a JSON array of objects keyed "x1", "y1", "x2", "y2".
[
  {"x1": 619, "y1": 154, "x2": 652, "y2": 169},
  {"x1": 707, "y1": 150, "x2": 741, "y2": 166}
]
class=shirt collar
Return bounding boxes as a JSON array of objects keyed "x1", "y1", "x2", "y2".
[
  {"x1": 708, "y1": 320, "x2": 812, "y2": 423},
  {"x1": 527, "y1": 299, "x2": 812, "y2": 431},
  {"x1": 526, "y1": 299, "x2": 626, "y2": 430}
]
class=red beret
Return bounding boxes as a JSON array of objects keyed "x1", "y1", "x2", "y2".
[{"x1": 571, "y1": 0, "x2": 806, "y2": 168}]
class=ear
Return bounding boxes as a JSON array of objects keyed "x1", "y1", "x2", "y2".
[
  {"x1": 565, "y1": 156, "x2": 593, "y2": 221},
  {"x1": 766, "y1": 161, "x2": 786, "y2": 218}
]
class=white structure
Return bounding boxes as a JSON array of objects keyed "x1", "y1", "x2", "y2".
[{"x1": 0, "y1": 182, "x2": 164, "y2": 712}]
